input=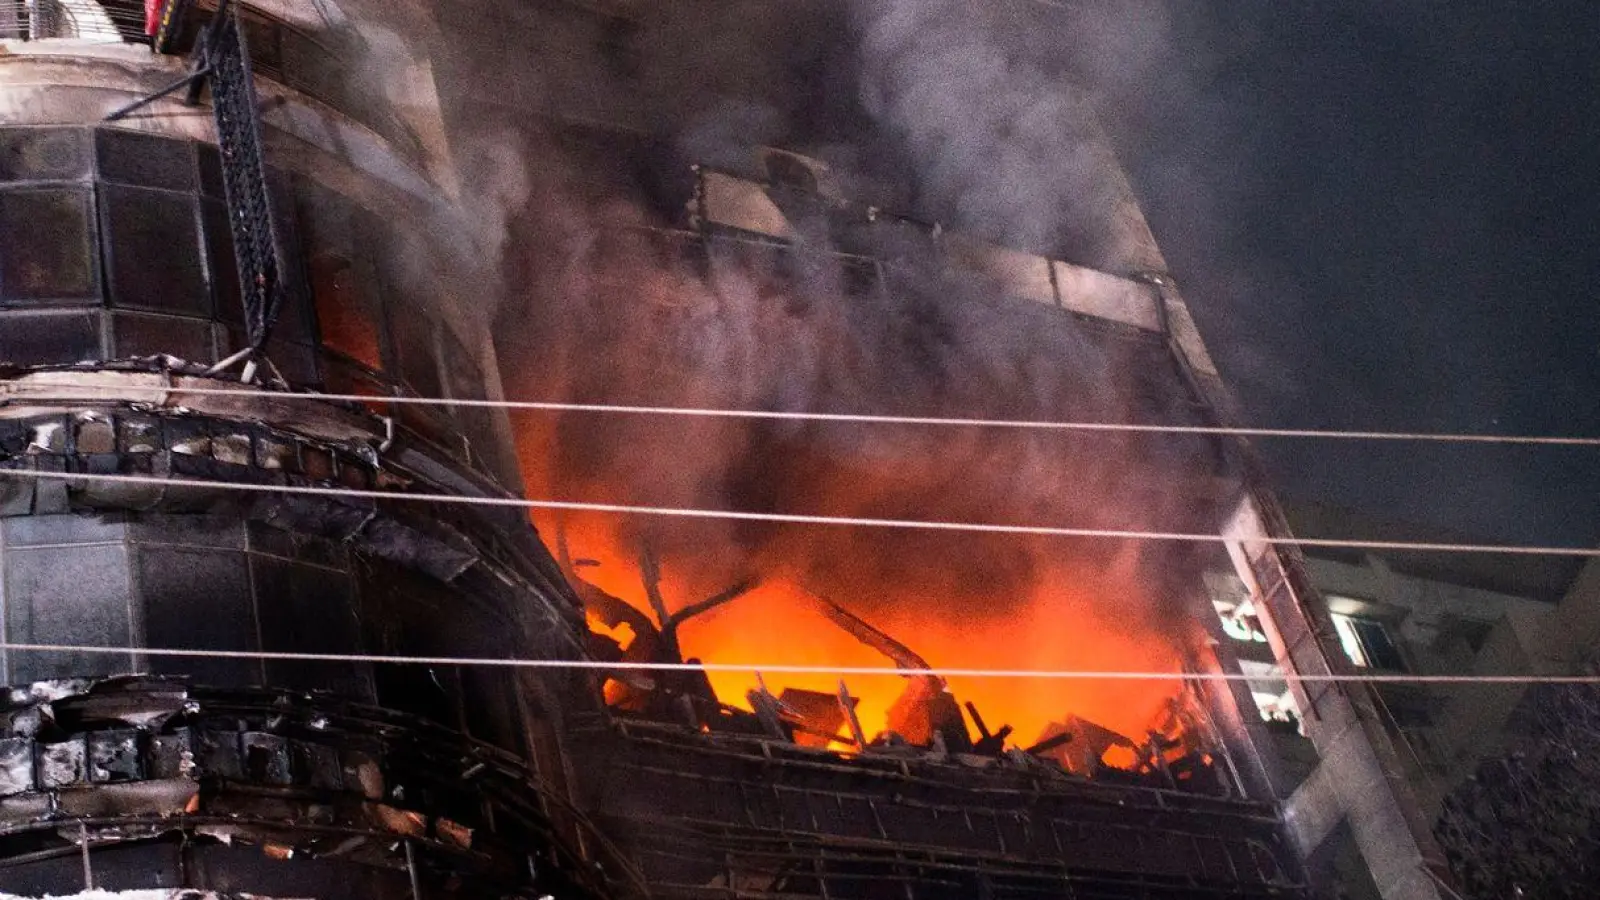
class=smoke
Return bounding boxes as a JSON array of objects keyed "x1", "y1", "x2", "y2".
[
  {"x1": 852, "y1": 0, "x2": 1107, "y2": 260},
  {"x1": 409, "y1": 0, "x2": 1239, "y2": 737}
]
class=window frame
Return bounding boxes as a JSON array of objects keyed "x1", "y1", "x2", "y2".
[{"x1": 1330, "y1": 611, "x2": 1409, "y2": 672}]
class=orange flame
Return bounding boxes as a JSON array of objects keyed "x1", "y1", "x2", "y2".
[
  {"x1": 538, "y1": 508, "x2": 1184, "y2": 749},
  {"x1": 502, "y1": 209, "x2": 1203, "y2": 757}
]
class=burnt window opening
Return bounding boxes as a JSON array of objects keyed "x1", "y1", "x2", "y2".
[
  {"x1": 253, "y1": 554, "x2": 370, "y2": 698},
  {"x1": 763, "y1": 152, "x2": 821, "y2": 194},
  {"x1": 309, "y1": 253, "x2": 384, "y2": 370},
  {"x1": 459, "y1": 666, "x2": 530, "y2": 757},
  {"x1": 374, "y1": 659, "x2": 462, "y2": 733}
]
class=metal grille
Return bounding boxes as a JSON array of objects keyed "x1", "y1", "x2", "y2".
[
  {"x1": 0, "y1": 0, "x2": 150, "y2": 42},
  {"x1": 207, "y1": 7, "x2": 292, "y2": 350}
]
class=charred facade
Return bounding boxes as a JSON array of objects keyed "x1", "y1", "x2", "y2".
[{"x1": 0, "y1": 2, "x2": 619, "y2": 896}]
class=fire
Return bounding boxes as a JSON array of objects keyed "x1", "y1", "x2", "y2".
[
  {"x1": 537, "y1": 507, "x2": 1185, "y2": 750},
  {"x1": 500, "y1": 205, "x2": 1211, "y2": 765}
]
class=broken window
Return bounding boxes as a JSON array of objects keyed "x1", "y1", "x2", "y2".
[
  {"x1": 459, "y1": 666, "x2": 529, "y2": 756},
  {"x1": 309, "y1": 253, "x2": 385, "y2": 370},
  {"x1": 251, "y1": 555, "x2": 371, "y2": 699}
]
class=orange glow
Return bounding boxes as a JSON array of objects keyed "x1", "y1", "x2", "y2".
[
  {"x1": 309, "y1": 255, "x2": 382, "y2": 370},
  {"x1": 505, "y1": 216, "x2": 1197, "y2": 755},
  {"x1": 536, "y1": 507, "x2": 1184, "y2": 749},
  {"x1": 585, "y1": 609, "x2": 637, "y2": 652}
]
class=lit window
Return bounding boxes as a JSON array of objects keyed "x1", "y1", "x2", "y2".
[
  {"x1": 310, "y1": 254, "x2": 383, "y2": 370},
  {"x1": 1330, "y1": 613, "x2": 1407, "y2": 671}
]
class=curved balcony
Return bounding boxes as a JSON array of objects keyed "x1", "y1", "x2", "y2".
[{"x1": 0, "y1": 676, "x2": 642, "y2": 898}]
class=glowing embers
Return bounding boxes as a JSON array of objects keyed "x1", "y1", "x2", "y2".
[{"x1": 567, "y1": 523, "x2": 1223, "y2": 791}]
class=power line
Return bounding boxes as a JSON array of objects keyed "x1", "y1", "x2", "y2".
[
  {"x1": 14, "y1": 378, "x2": 1600, "y2": 448},
  {"x1": 3, "y1": 640, "x2": 1599, "y2": 684},
  {"x1": 3, "y1": 468, "x2": 1597, "y2": 557}
]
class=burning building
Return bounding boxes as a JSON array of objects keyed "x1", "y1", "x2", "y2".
[{"x1": 0, "y1": 1, "x2": 1454, "y2": 899}]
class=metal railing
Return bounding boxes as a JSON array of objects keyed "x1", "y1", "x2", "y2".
[{"x1": 0, "y1": 0, "x2": 150, "y2": 43}]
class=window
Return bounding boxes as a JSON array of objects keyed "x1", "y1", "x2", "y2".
[
  {"x1": 101, "y1": 184, "x2": 209, "y2": 316},
  {"x1": 0, "y1": 127, "x2": 91, "y2": 183},
  {"x1": 113, "y1": 312, "x2": 215, "y2": 363},
  {"x1": 0, "y1": 312, "x2": 102, "y2": 365},
  {"x1": 1331, "y1": 612, "x2": 1407, "y2": 671},
  {"x1": 0, "y1": 187, "x2": 97, "y2": 303},
  {"x1": 95, "y1": 128, "x2": 196, "y2": 192},
  {"x1": 309, "y1": 254, "x2": 383, "y2": 369}
]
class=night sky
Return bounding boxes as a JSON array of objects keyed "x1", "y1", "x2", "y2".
[{"x1": 1103, "y1": 2, "x2": 1600, "y2": 546}]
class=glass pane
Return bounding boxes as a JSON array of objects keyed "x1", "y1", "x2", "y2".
[
  {"x1": 202, "y1": 199, "x2": 242, "y2": 324},
  {"x1": 0, "y1": 127, "x2": 91, "y2": 182},
  {"x1": 0, "y1": 187, "x2": 96, "y2": 303},
  {"x1": 94, "y1": 128, "x2": 196, "y2": 192},
  {"x1": 1354, "y1": 619, "x2": 1408, "y2": 672},
  {"x1": 6, "y1": 544, "x2": 134, "y2": 683},
  {"x1": 136, "y1": 546, "x2": 258, "y2": 685},
  {"x1": 3, "y1": 514, "x2": 126, "y2": 546},
  {"x1": 0, "y1": 312, "x2": 103, "y2": 365},
  {"x1": 113, "y1": 312, "x2": 215, "y2": 363},
  {"x1": 102, "y1": 184, "x2": 209, "y2": 316},
  {"x1": 1330, "y1": 613, "x2": 1369, "y2": 667},
  {"x1": 439, "y1": 327, "x2": 515, "y2": 481}
]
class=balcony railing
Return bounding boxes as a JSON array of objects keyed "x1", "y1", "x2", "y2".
[{"x1": 0, "y1": 0, "x2": 151, "y2": 43}]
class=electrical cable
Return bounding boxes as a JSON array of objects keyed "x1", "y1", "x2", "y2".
[
  {"x1": 13, "y1": 378, "x2": 1600, "y2": 448},
  {"x1": 2, "y1": 468, "x2": 1597, "y2": 557},
  {"x1": 2, "y1": 640, "x2": 1598, "y2": 684}
]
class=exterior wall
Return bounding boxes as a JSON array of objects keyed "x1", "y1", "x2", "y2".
[
  {"x1": 1209, "y1": 531, "x2": 1600, "y2": 900},
  {"x1": 0, "y1": 62, "x2": 519, "y2": 486},
  {"x1": 0, "y1": 6, "x2": 615, "y2": 897}
]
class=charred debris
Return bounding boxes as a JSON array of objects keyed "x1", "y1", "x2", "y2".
[{"x1": 574, "y1": 539, "x2": 1229, "y2": 799}]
